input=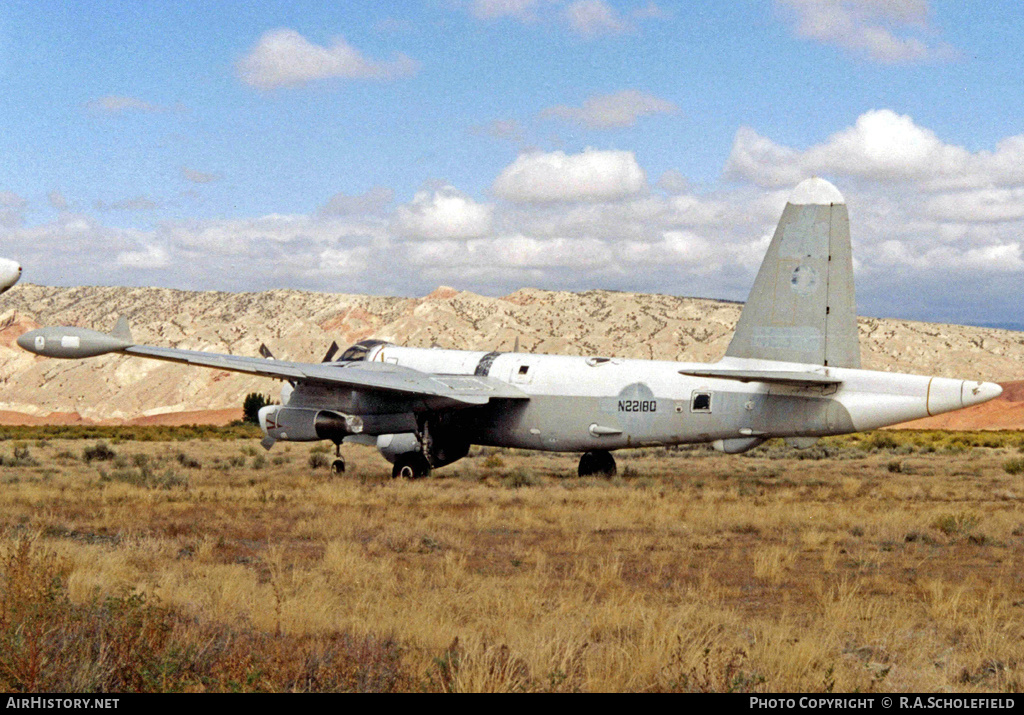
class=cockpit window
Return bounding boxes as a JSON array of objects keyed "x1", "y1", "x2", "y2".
[{"x1": 338, "y1": 339, "x2": 389, "y2": 362}]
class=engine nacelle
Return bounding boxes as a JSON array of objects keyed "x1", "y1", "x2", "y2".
[
  {"x1": 258, "y1": 406, "x2": 363, "y2": 444},
  {"x1": 376, "y1": 433, "x2": 421, "y2": 464},
  {"x1": 376, "y1": 430, "x2": 470, "y2": 468}
]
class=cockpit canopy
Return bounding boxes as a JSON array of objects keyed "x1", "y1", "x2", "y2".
[{"x1": 338, "y1": 339, "x2": 392, "y2": 362}]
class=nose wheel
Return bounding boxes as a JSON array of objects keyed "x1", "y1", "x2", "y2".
[
  {"x1": 578, "y1": 450, "x2": 616, "y2": 478},
  {"x1": 329, "y1": 442, "x2": 345, "y2": 476}
]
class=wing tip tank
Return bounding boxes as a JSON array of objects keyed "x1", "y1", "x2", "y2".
[{"x1": 17, "y1": 326, "x2": 132, "y2": 358}]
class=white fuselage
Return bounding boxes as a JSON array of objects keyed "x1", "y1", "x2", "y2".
[{"x1": 284, "y1": 343, "x2": 999, "y2": 452}]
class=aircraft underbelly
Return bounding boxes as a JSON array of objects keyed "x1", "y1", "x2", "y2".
[{"x1": 471, "y1": 390, "x2": 763, "y2": 452}]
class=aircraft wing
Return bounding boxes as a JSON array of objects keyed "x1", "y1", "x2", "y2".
[
  {"x1": 17, "y1": 325, "x2": 528, "y2": 407},
  {"x1": 128, "y1": 345, "x2": 528, "y2": 404},
  {"x1": 678, "y1": 368, "x2": 842, "y2": 387}
]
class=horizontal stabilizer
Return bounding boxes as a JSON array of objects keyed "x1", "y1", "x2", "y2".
[{"x1": 679, "y1": 368, "x2": 842, "y2": 387}]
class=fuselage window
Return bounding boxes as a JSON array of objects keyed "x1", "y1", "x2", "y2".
[
  {"x1": 518, "y1": 365, "x2": 530, "y2": 375},
  {"x1": 691, "y1": 391, "x2": 712, "y2": 413}
]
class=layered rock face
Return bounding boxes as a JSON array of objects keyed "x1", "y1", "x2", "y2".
[{"x1": 1, "y1": 284, "x2": 1022, "y2": 427}]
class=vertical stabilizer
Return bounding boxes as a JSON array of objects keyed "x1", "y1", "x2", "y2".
[
  {"x1": 726, "y1": 178, "x2": 859, "y2": 368},
  {"x1": 111, "y1": 315, "x2": 133, "y2": 344}
]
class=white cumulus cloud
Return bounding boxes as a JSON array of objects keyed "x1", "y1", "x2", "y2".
[
  {"x1": 726, "y1": 109, "x2": 1024, "y2": 191},
  {"x1": 776, "y1": 0, "x2": 954, "y2": 63},
  {"x1": 236, "y1": 28, "x2": 418, "y2": 89},
  {"x1": 392, "y1": 186, "x2": 494, "y2": 240},
  {"x1": 925, "y1": 189, "x2": 1024, "y2": 224},
  {"x1": 493, "y1": 148, "x2": 647, "y2": 203},
  {"x1": 116, "y1": 245, "x2": 171, "y2": 269}
]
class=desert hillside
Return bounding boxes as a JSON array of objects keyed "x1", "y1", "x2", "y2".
[{"x1": 1, "y1": 283, "x2": 1022, "y2": 427}]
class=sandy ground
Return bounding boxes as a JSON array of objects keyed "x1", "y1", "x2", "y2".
[{"x1": 0, "y1": 408, "x2": 243, "y2": 426}]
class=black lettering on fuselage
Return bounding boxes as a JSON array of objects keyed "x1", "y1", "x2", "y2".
[{"x1": 618, "y1": 400, "x2": 657, "y2": 413}]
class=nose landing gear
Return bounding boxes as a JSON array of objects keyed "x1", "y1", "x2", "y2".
[{"x1": 330, "y1": 442, "x2": 345, "y2": 475}]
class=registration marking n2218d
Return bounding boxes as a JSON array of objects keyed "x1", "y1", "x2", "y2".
[{"x1": 618, "y1": 400, "x2": 656, "y2": 413}]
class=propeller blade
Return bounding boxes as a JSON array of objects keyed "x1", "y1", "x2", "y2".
[
  {"x1": 259, "y1": 343, "x2": 275, "y2": 360},
  {"x1": 321, "y1": 341, "x2": 339, "y2": 363}
]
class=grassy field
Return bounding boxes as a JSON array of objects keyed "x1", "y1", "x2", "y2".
[{"x1": 0, "y1": 427, "x2": 1023, "y2": 692}]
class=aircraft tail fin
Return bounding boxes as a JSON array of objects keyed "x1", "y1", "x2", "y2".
[
  {"x1": 725, "y1": 178, "x2": 859, "y2": 368},
  {"x1": 111, "y1": 315, "x2": 133, "y2": 344}
]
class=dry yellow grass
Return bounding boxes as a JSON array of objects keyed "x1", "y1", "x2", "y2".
[{"x1": 0, "y1": 431, "x2": 1023, "y2": 691}]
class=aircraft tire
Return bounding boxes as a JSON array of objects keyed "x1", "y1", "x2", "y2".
[
  {"x1": 392, "y1": 453, "x2": 431, "y2": 480},
  {"x1": 578, "y1": 450, "x2": 616, "y2": 478},
  {"x1": 331, "y1": 458, "x2": 346, "y2": 475}
]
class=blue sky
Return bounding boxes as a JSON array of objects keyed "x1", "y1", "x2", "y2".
[{"x1": 2, "y1": 0, "x2": 1024, "y2": 327}]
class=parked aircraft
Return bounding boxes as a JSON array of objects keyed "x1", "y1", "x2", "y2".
[
  {"x1": 0, "y1": 258, "x2": 21, "y2": 294},
  {"x1": 17, "y1": 179, "x2": 1002, "y2": 478}
]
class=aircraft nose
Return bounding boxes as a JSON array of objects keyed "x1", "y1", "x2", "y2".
[{"x1": 962, "y1": 381, "x2": 1003, "y2": 408}]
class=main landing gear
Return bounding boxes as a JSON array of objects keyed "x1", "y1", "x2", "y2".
[
  {"x1": 392, "y1": 452, "x2": 431, "y2": 480},
  {"x1": 578, "y1": 450, "x2": 617, "y2": 478}
]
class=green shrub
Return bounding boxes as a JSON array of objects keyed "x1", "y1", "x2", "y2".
[
  {"x1": 932, "y1": 511, "x2": 980, "y2": 537},
  {"x1": 243, "y1": 393, "x2": 273, "y2": 425},
  {"x1": 176, "y1": 452, "x2": 202, "y2": 469},
  {"x1": 483, "y1": 454, "x2": 505, "y2": 470},
  {"x1": 1004, "y1": 458, "x2": 1024, "y2": 476},
  {"x1": 83, "y1": 441, "x2": 117, "y2": 463},
  {"x1": 502, "y1": 468, "x2": 538, "y2": 488}
]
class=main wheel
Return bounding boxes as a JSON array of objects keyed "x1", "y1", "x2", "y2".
[
  {"x1": 578, "y1": 450, "x2": 617, "y2": 478},
  {"x1": 331, "y1": 458, "x2": 346, "y2": 475},
  {"x1": 392, "y1": 453, "x2": 431, "y2": 480}
]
